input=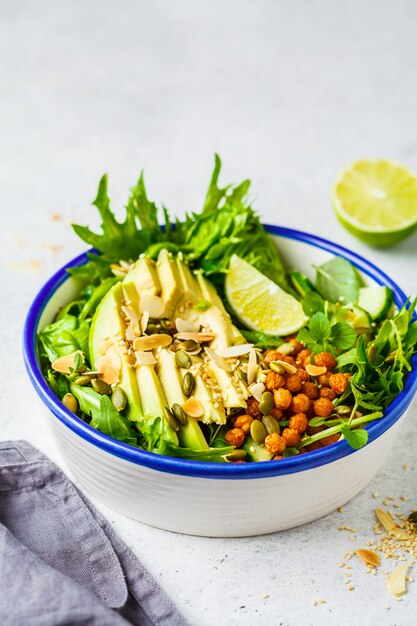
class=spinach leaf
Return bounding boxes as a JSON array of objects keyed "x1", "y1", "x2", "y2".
[{"x1": 315, "y1": 257, "x2": 361, "y2": 304}]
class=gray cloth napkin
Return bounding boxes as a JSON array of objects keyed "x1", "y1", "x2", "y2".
[{"x1": 0, "y1": 440, "x2": 188, "y2": 626}]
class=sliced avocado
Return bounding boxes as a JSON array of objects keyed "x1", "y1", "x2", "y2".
[
  {"x1": 89, "y1": 283, "x2": 143, "y2": 422},
  {"x1": 124, "y1": 256, "x2": 161, "y2": 296},
  {"x1": 136, "y1": 364, "x2": 178, "y2": 446},
  {"x1": 156, "y1": 249, "x2": 183, "y2": 318},
  {"x1": 205, "y1": 361, "x2": 247, "y2": 409},
  {"x1": 156, "y1": 349, "x2": 209, "y2": 449},
  {"x1": 243, "y1": 437, "x2": 273, "y2": 462}
]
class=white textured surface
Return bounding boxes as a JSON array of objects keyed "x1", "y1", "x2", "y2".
[{"x1": 1, "y1": 0, "x2": 417, "y2": 624}]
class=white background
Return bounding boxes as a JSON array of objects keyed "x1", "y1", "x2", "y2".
[{"x1": 1, "y1": 1, "x2": 417, "y2": 624}]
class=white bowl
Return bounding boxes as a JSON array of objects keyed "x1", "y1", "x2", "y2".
[{"x1": 23, "y1": 226, "x2": 417, "y2": 537}]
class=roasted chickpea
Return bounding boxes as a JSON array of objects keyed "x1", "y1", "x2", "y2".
[
  {"x1": 317, "y1": 372, "x2": 331, "y2": 387},
  {"x1": 246, "y1": 397, "x2": 261, "y2": 418},
  {"x1": 329, "y1": 373, "x2": 349, "y2": 395},
  {"x1": 265, "y1": 370, "x2": 286, "y2": 391},
  {"x1": 270, "y1": 406, "x2": 283, "y2": 420},
  {"x1": 319, "y1": 387, "x2": 336, "y2": 401},
  {"x1": 264, "y1": 349, "x2": 283, "y2": 365},
  {"x1": 265, "y1": 433, "x2": 287, "y2": 455},
  {"x1": 225, "y1": 428, "x2": 245, "y2": 447},
  {"x1": 314, "y1": 352, "x2": 337, "y2": 370},
  {"x1": 273, "y1": 388, "x2": 292, "y2": 410},
  {"x1": 273, "y1": 455, "x2": 284, "y2": 460},
  {"x1": 233, "y1": 414, "x2": 253, "y2": 434},
  {"x1": 288, "y1": 338, "x2": 304, "y2": 355},
  {"x1": 319, "y1": 433, "x2": 340, "y2": 447},
  {"x1": 296, "y1": 348, "x2": 311, "y2": 366},
  {"x1": 303, "y1": 381, "x2": 319, "y2": 399},
  {"x1": 282, "y1": 427, "x2": 301, "y2": 446},
  {"x1": 313, "y1": 397, "x2": 334, "y2": 417},
  {"x1": 289, "y1": 412, "x2": 308, "y2": 433},
  {"x1": 297, "y1": 368, "x2": 309, "y2": 383},
  {"x1": 307, "y1": 423, "x2": 325, "y2": 436},
  {"x1": 290, "y1": 393, "x2": 310, "y2": 414},
  {"x1": 285, "y1": 374, "x2": 302, "y2": 393}
]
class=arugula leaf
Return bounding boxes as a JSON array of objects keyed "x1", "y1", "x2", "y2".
[
  {"x1": 341, "y1": 425, "x2": 368, "y2": 450},
  {"x1": 157, "y1": 440, "x2": 233, "y2": 462},
  {"x1": 38, "y1": 315, "x2": 90, "y2": 363},
  {"x1": 315, "y1": 257, "x2": 361, "y2": 304},
  {"x1": 90, "y1": 395, "x2": 138, "y2": 444}
]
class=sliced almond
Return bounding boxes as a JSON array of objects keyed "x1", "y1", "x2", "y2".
[
  {"x1": 134, "y1": 351, "x2": 157, "y2": 366},
  {"x1": 141, "y1": 311, "x2": 150, "y2": 334},
  {"x1": 355, "y1": 549, "x2": 380, "y2": 568},
  {"x1": 121, "y1": 305, "x2": 139, "y2": 324},
  {"x1": 305, "y1": 363, "x2": 327, "y2": 377},
  {"x1": 174, "y1": 332, "x2": 216, "y2": 343},
  {"x1": 105, "y1": 344, "x2": 122, "y2": 369},
  {"x1": 387, "y1": 564, "x2": 409, "y2": 597},
  {"x1": 51, "y1": 351, "x2": 83, "y2": 374},
  {"x1": 375, "y1": 508, "x2": 396, "y2": 532},
  {"x1": 247, "y1": 348, "x2": 258, "y2": 385},
  {"x1": 99, "y1": 339, "x2": 113, "y2": 356},
  {"x1": 271, "y1": 359, "x2": 297, "y2": 375},
  {"x1": 219, "y1": 344, "x2": 254, "y2": 358},
  {"x1": 140, "y1": 294, "x2": 165, "y2": 319},
  {"x1": 96, "y1": 358, "x2": 120, "y2": 385},
  {"x1": 175, "y1": 317, "x2": 200, "y2": 333},
  {"x1": 204, "y1": 347, "x2": 232, "y2": 372},
  {"x1": 133, "y1": 334, "x2": 172, "y2": 351},
  {"x1": 389, "y1": 528, "x2": 410, "y2": 541},
  {"x1": 182, "y1": 397, "x2": 205, "y2": 418},
  {"x1": 248, "y1": 382, "x2": 266, "y2": 402},
  {"x1": 126, "y1": 323, "x2": 139, "y2": 342}
]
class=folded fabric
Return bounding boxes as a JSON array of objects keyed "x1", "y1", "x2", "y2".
[{"x1": 0, "y1": 441, "x2": 188, "y2": 626}]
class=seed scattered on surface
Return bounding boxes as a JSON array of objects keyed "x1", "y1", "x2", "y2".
[
  {"x1": 163, "y1": 406, "x2": 179, "y2": 431},
  {"x1": 387, "y1": 564, "x2": 409, "y2": 597},
  {"x1": 180, "y1": 339, "x2": 200, "y2": 352},
  {"x1": 172, "y1": 403, "x2": 187, "y2": 425},
  {"x1": 259, "y1": 391, "x2": 273, "y2": 416},
  {"x1": 237, "y1": 368, "x2": 248, "y2": 384},
  {"x1": 408, "y1": 511, "x2": 417, "y2": 526},
  {"x1": 375, "y1": 508, "x2": 396, "y2": 532},
  {"x1": 389, "y1": 528, "x2": 410, "y2": 541},
  {"x1": 225, "y1": 449, "x2": 247, "y2": 462},
  {"x1": 182, "y1": 371, "x2": 195, "y2": 397},
  {"x1": 112, "y1": 387, "x2": 127, "y2": 412},
  {"x1": 74, "y1": 373, "x2": 97, "y2": 386},
  {"x1": 262, "y1": 414, "x2": 280, "y2": 435},
  {"x1": 250, "y1": 419, "x2": 268, "y2": 444},
  {"x1": 271, "y1": 359, "x2": 297, "y2": 374},
  {"x1": 355, "y1": 548, "x2": 380, "y2": 568},
  {"x1": 175, "y1": 350, "x2": 192, "y2": 369},
  {"x1": 334, "y1": 405, "x2": 351, "y2": 415},
  {"x1": 92, "y1": 379, "x2": 112, "y2": 395},
  {"x1": 133, "y1": 334, "x2": 172, "y2": 351},
  {"x1": 62, "y1": 393, "x2": 78, "y2": 413}
]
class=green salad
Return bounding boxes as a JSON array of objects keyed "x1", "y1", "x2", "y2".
[{"x1": 38, "y1": 157, "x2": 417, "y2": 463}]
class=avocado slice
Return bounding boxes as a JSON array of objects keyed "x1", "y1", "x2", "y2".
[
  {"x1": 156, "y1": 349, "x2": 209, "y2": 449},
  {"x1": 136, "y1": 364, "x2": 179, "y2": 447},
  {"x1": 89, "y1": 283, "x2": 143, "y2": 422},
  {"x1": 124, "y1": 256, "x2": 161, "y2": 296},
  {"x1": 156, "y1": 249, "x2": 183, "y2": 318}
]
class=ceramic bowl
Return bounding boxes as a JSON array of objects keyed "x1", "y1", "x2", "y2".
[{"x1": 23, "y1": 226, "x2": 417, "y2": 537}]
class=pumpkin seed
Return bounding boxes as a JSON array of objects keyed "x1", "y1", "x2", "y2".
[
  {"x1": 163, "y1": 406, "x2": 179, "y2": 431},
  {"x1": 259, "y1": 391, "x2": 273, "y2": 416},
  {"x1": 262, "y1": 415, "x2": 280, "y2": 435},
  {"x1": 334, "y1": 405, "x2": 351, "y2": 415},
  {"x1": 74, "y1": 373, "x2": 97, "y2": 386},
  {"x1": 145, "y1": 323, "x2": 158, "y2": 335},
  {"x1": 180, "y1": 339, "x2": 200, "y2": 352},
  {"x1": 182, "y1": 371, "x2": 195, "y2": 397},
  {"x1": 62, "y1": 393, "x2": 78, "y2": 413},
  {"x1": 175, "y1": 350, "x2": 192, "y2": 369},
  {"x1": 92, "y1": 379, "x2": 112, "y2": 395},
  {"x1": 161, "y1": 319, "x2": 175, "y2": 333},
  {"x1": 112, "y1": 387, "x2": 127, "y2": 412},
  {"x1": 250, "y1": 419, "x2": 268, "y2": 444},
  {"x1": 270, "y1": 361, "x2": 284, "y2": 374},
  {"x1": 225, "y1": 449, "x2": 247, "y2": 462},
  {"x1": 278, "y1": 342, "x2": 295, "y2": 355},
  {"x1": 237, "y1": 368, "x2": 248, "y2": 384},
  {"x1": 172, "y1": 403, "x2": 187, "y2": 425}
]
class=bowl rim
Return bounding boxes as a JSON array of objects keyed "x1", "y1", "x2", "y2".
[{"x1": 23, "y1": 225, "x2": 417, "y2": 479}]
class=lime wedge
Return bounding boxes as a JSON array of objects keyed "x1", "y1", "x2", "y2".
[
  {"x1": 332, "y1": 159, "x2": 417, "y2": 246},
  {"x1": 225, "y1": 255, "x2": 307, "y2": 336}
]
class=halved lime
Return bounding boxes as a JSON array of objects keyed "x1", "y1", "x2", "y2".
[
  {"x1": 225, "y1": 255, "x2": 307, "y2": 336},
  {"x1": 332, "y1": 159, "x2": 417, "y2": 247}
]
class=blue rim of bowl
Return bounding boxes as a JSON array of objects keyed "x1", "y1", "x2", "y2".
[{"x1": 23, "y1": 225, "x2": 417, "y2": 479}]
